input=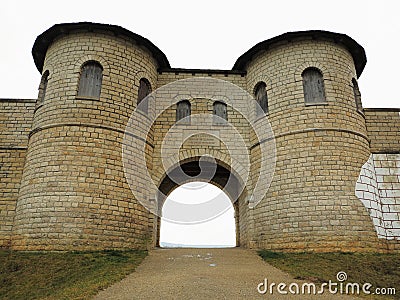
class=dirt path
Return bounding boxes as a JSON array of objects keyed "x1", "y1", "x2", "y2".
[{"x1": 94, "y1": 248, "x2": 358, "y2": 300}]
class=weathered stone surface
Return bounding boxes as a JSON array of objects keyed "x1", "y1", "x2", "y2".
[{"x1": 0, "y1": 23, "x2": 399, "y2": 252}]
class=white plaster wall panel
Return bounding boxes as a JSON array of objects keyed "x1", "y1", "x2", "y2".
[{"x1": 356, "y1": 154, "x2": 400, "y2": 240}]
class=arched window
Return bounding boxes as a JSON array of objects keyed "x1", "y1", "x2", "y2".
[
  {"x1": 137, "y1": 78, "x2": 152, "y2": 113},
  {"x1": 352, "y1": 78, "x2": 363, "y2": 111},
  {"x1": 302, "y1": 68, "x2": 326, "y2": 104},
  {"x1": 78, "y1": 61, "x2": 103, "y2": 98},
  {"x1": 213, "y1": 101, "x2": 227, "y2": 124},
  {"x1": 176, "y1": 100, "x2": 191, "y2": 123},
  {"x1": 37, "y1": 70, "x2": 49, "y2": 105},
  {"x1": 254, "y1": 82, "x2": 268, "y2": 115}
]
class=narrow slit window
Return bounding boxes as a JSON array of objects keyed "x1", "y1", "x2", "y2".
[
  {"x1": 176, "y1": 100, "x2": 191, "y2": 123},
  {"x1": 78, "y1": 61, "x2": 103, "y2": 98},
  {"x1": 302, "y1": 68, "x2": 326, "y2": 104},
  {"x1": 137, "y1": 78, "x2": 151, "y2": 113},
  {"x1": 255, "y1": 82, "x2": 268, "y2": 115},
  {"x1": 213, "y1": 101, "x2": 227, "y2": 124},
  {"x1": 352, "y1": 78, "x2": 363, "y2": 111},
  {"x1": 38, "y1": 70, "x2": 49, "y2": 105}
]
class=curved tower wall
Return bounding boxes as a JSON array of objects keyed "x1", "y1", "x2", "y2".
[
  {"x1": 246, "y1": 38, "x2": 379, "y2": 251},
  {"x1": 12, "y1": 30, "x2": 158, "y2": 250}
]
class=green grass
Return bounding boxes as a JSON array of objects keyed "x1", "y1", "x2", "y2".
[
  {"x1": 258, "y1": 250, "x2": 399, "y2": 299},
  {"x1": 0, "y1": 249, "x2": 147, "y2": 300}
]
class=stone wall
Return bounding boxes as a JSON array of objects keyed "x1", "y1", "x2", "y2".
[
  {"x1": 364, "y1": 109, "x2": 400, "y2": 153},
  {"x1": 0, "y1": 99, "x2": 35, "y2": 247}
]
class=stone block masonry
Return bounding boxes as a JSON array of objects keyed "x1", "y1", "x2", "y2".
[
  {"x1": 364, "y1": 109, "x2": 400, "y2": 153},
  {"x1": 0, "y1": 99, "x2": 35, "y2": 248},
  {"x1": 0, "y1": 22, "x2": 399, "y2": 252}
]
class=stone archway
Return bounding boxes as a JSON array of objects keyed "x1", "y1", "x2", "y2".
[{"x1": 154, "y1": 157, "x2": 246, "y2": 247}]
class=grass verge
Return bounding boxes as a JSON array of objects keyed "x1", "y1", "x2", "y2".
[
  {"x1": 258, "y1": 250, "x2": 399, "y2": 299},
  {"x1": 0, "y1": 249, "x2": 147, "y2": 300}
]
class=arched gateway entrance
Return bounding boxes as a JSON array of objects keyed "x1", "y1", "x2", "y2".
[
  {"x1": 121, "y1": 77, "x2": 276, "y2": 250},
  {"x1": 155, "y1": 157, "x2": 245, "y2": 247},
  {"x1": 159, "y1": 182, "x2": 236, "y2": 247}
]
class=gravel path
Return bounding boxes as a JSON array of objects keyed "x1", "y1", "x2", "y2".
[{"x1": 94, "y1": 248, "x2": 358, "y2": 300}]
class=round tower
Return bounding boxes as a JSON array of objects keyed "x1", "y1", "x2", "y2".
[
  {"x1": 12, "y1": 23, "x2": 168, "y2": 250},
  {"x1": 234, "y1": 31, "x2": 379, "y2": 251}
]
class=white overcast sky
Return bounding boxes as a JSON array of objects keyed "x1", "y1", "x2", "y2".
[
  {"x1": 160, "y1": 182, "x2": 236, "y2": 247},
  {"x1": 1, "y1": 0, "x2": 399, "y2": 108}
]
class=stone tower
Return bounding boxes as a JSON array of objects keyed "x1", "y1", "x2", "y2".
[
  {"x1": 237, "y1": 31, "x2": 379, "y2": 251},
  {"x1": 11, "y1": 23, "x2": 168, "y2": 250}
]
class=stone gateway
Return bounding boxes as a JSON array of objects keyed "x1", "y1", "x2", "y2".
[{"x1": 0, "y1": 22, "x2": 399, "y2": 252}]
